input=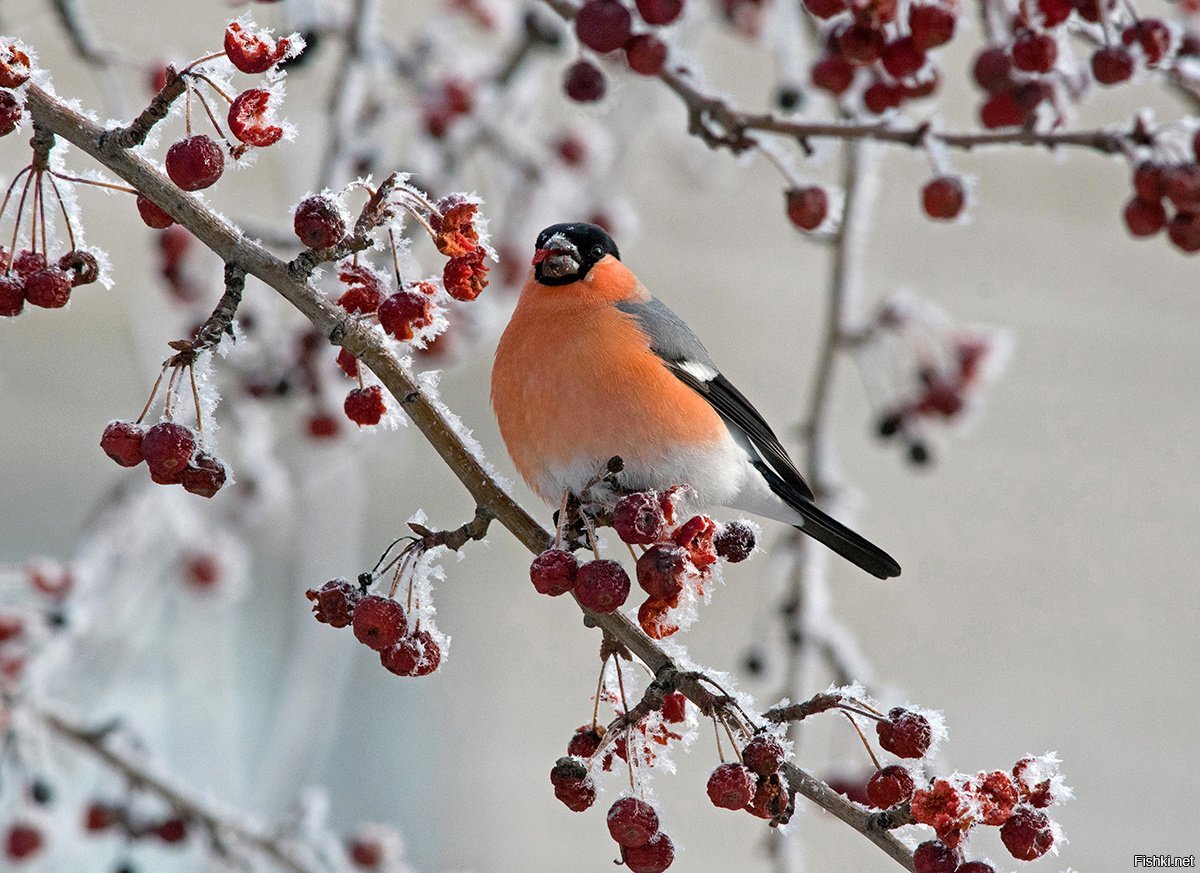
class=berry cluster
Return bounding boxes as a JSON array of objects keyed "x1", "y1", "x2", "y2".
[
  {"x1": 565, "y1": 0, "x2": 682, "y2": 103},
  {"x1": 81, "y1": 799, "x2": 190, "y2": 846},
  {"x1": 0, "y1": 245, "x2": 100, "y2": 317},
  {"x1": 1122, "y1": 154, "x2": 1200, "y2": 252},
  {"x1": 707, "y1": 732, "x2": 791, "y2": 820},
  {"x1": 529, "y1": 489, "x2": 755, "y2": 636},
  {"x1": 0, "y1": 43, "x2": 29, "y2": 138},
  {"x1": 100, "y1": 420, "x2": 228, "y2": 497},
  {"x1": 305, "y1": 578, "x2": 443, "y2": 677},
  {"x1": 421, "y1": 78, "x2": 475, "y2": 138}
]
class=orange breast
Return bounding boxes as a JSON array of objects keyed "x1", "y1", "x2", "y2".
[{"x1": 492, "y1": 259, "x2": 728, "y2": 500}]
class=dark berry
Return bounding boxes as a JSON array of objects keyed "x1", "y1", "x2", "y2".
[
  {"x1": 352, "y1": 595, "x2": 408, "y2": 650},
  {"x1": 922, "y1": 176, "x2": 965, "y2": 220},
  {"x1": 181, "y1": 451, "x2": 227, "y2": 498},
  {"x1": 1038, "y1": 0, "x2": 1072, "y2": 24},
  {"x1": 305, "y1": 578, "x2": 362, "y2": 627},
  {"x1": 59, "y1": 250, "x2": 99, "y2": 286},
  {"x1": 607, "y1": 796, "x2": 659, "y2": 847},
  {"x1": 564, "y1": 60, "x2": 606, "y2": 102},
  {"x1": 567, "y1": 724, "x2": 605, "y2": 757},
  {"x1": 84, "y1": 801, "x2": 119, "y2": 832},
  {"x1": 0, "y1": 274, "x2": 22, "y2": 317},
  {"x1": 575, "y1": 0, "x2": 633, "y2": 52},
  {"x1": 839, "y1": 24, "x2": 885, "y2": 64},
  {"x1": 714, "y1": 520, "x2": 755, "y2": 562},
  {"x1": 13, "y1": 250, "x2": 46, "y2": 278},
  {"x1": 380, "y1": 630, "x2": 441, "y2": 676},
  {"x1": 613, "y1": 492, "x2": 668, "y2": 544},
  {"x1": 881, "y1": 37, "x2": 925, "y2": 78},
  {"x1": 293, "y1": 196, "x2": 346, "y2": 249},
  {"x1": 863, "y1": 80, "x2": 902, "y2": 114},
  {"x1": 956, "y1": 863, "x2": 996, "y2": 873},
  {"x1": 165, "y1": 135, "x2": 225, "y2": 191},
  {"x1": 661, "y1": 690, "x2": 687, "y2": 723},
  {"x1": 5, "y1": 823, "x2": 42, "y2": 860},
  {"x1": 909, "y1": 5, "x2": 956, "y2": 50},
  {"x1": 706, "y1": 762, "x2": 756, "y2": 809},
  {"x1": 142, "y1": 422, "x2": 197, "y2": 485},
  {"x1": 155, "y1": 817, "x2": 188, "y2": 843},
  {"x1": 742, "y1": 735, "x2": 785, "y2": 776},
  {"x1": 344, "y1": 385, "x2": 386, "y2": 425},
  {"x1": 786, "y1": 186, "x2": 828, "y2": 230},
  {"x1": 1169, "y1": 211, "x2": 1200, "y2": 253},
  {"x1": 574, "y1": 559, "x2": 631, "y2": 613},
  {"x1": 1091, "y1": 46, "x2": 1134, "y2": 85},
  {"x1": 635, "y1": 544, "x2": 690, "y2": 600},
  {"x1": 621, "y1": 831, "x2": 674, "y2": 873},
  {"x1": 348, "y1": 835, "x2": 383, "y2": 868},
  {"x1": 136, "y1": 194, "x2": 174, "y2": 229},
  {"x1": 811, "y1": 55, "x2": 855, "y2": 95},
  {"x1": 24, "y1": 268, "x2": 73, "y2": 308},
  {"x1": 1123, "y1": 19, "x2": 1171, "y2": 65},
  {"x1": 803, "y1": 0, "x2": 848, "y2": 19},
  {"x1": 867, "y1": 764, "x2": 915, "y2": 808},
  {"x1": 876, "y1": 707, "x2": 932, "y2": 758},
  {"x1": 0, "y1": 91, "x2": 21, "y2": 137},
  {"x1": 100, "y1": 421, "x2": 146, "y2": 467},
  {"x1": 550, "y1": 757, "x2": 596, "y2": 811},
  {"x1": 378, "y1": 290, "x2": 434, "y2": 341},
  {"x1": 636, "y1": 0, "x2": 683, "y2": 25},
  {"x1": 530, "y1": 548, "x2": 579, "y2": 596},
  {"x1": 1011, "y1": 31, "x2": 1057, "y2": 73},
  {"x1": 972, "y1": 47, "x2": 1013, "y2": 92},
  {"x1": 913, "y1": 840, "x2": 959, "y2": 873},
  {"x1": 625, "y1": 33, "x2": 668, "y2": 75},
  {"x1": 1000, "y1": 807, "x2": 1054, "y2": 861},
  {"x1": 1134, "y1": 162, "x2": 1167, "y2": 201},
  {"x1": 1123, "y1": 197, "x2": 1166, "y2": 237},
  {"x1": 980, "y1": 92, "x2": 1024, "y2": 128}
]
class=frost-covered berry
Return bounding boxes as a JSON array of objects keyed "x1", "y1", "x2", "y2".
[
  {"x1": 567, "y1": 724, "x2": 605, "y2": 757},
  {"x1": 12, "y1": 250, "x2": 45, "y2": 278},
  {"x1": 922, "y1": 177, "x2": 965, "y2": 220},
  {"x1": 0, "y1": 91, "x2": 21, "y2": 137},
  {"x1": 378, "y1": 291, "x2": 434, "y2": 341},
  {"x1": 636, "y1": 544, "x2": 690, "y2": 600},
  {"x1": 911, "y1": 779, "x2": 971, "y2": 846},
  {"x1": 909, "y1": 5, "x2": 956, "y2": 49},
  {"x1": 228, "y1": 88, "x2": 283, "y2": 147},
  {"x1": 672, "y1": 514, "x2": 717, "y2": 568},
  {"x1": 1123, "y1": 18, "x2": 1171, "y2": 65},
  {"x1": 352, "y1": 595, "x2": 408, "y2": 651},
  {"x1": 550, "y1": 757, "x2": 596, "y2": 812},
  {"x1": 876, "y1": 707, "x2": 932, "y2": 758},
  {"x1": 625, "y1": 34, "x2": 668, "y2": 75},
  {"x1": 181, "y1": 451, "x2": 227, "y2": 498},
  {"x1": 60, "y1": 250, "x2": 98, "y2": 286},
  {"x1": 867, "y1": 764, "x2": 915, "y2": 808},
  {"x1": 344, "y1": 386, "x2": 386, "y2": 426},
  {"x1": 101, "y1": 421, "x2": 146, "y2": 467},
  {"x1": 957, "y1": 863, "x2": 996, "y2": 873},
  {"x1": 294, "y1": 196, "x2": 346, "y2": 249},
  {"x1": 380, "y1": 630, "x2": 441, "y2": 676},
  {"x1": 575, "y1": 0, "x2": 633, "y2": 53},
  {"x1": 166, "y1": 135, "x2": 225, "y2": 191},
  {"x1": 912, "y1": 840, "x2": 959, "y2": 873},
  {"x1": 1091, "y1": 46, "x2": 1134, "y2": 85},
  {"x1": 742, "y1": 735, "x2": 785, "y2": 776},
  {"x1": 574, "y1": 559, "x2": 630, "y2": 613},
  {"x1": 142, "y1": 422, "x2": 197, "y2": 485},
  {"x1": 0, "y1": 44, "x2": 31, "y2": 89},
  {"x1": 637, "y1": 595, "x2": 680, "y2": 639},
  {"x1": 706, "y1": 763, "x2": 756, "y2": 809},
  {"x1": 24, "y1": 268, "x2": 73, "y2": 308},
  {"x1": 636, "y1": 0, "x2": 684, "y2": 25},
  {"x1": 714, "y1": 520, "x2": 755, "y2": 562},
  {"x1": 564, "y1": 60, "x2": 606, "y2": 102},
  {"x1": 1123, "y1": 197, "x2": 1166, "y2": 237},
  {"x1": 621, "y1": 831, "x2": 674, "y2": 873},
  {"x1": 974, "y1": 770, "x2": 1018, "y2": 825},
  {"x1": 0, "y1": 274, "x2": 22, "y2": 317},
  {"x1": 305, "y1": 578, "x2": 362, "y2": 627},
  {"x1": 137, "y1": 194, "x2": 175, "y2": 229},
  {"x1": 530, "y1": 548, "x2": 578, "y2": 596},
  {"x1": 5, "y1": 822, "x2": 42, "y2": 860},
  {"x1": 811, "y1": 55, "x2": 855, "y2": 95},
  {"x1": 1000, "y1": 806, "x2": 1054, "y2": 861},
  {"x1": 613, "y1": 492, "x2": 668, "y2": 544},
  {"x1": 607, "y1": 797, "x2": 659, "y2": 847},
  {"x1": 661, "y1": 690, "x2": 687, "y2": 723},
  {"x1": 224, "y1": 20, "x2": 292, "y2": 74},
  {"x1": 786, "y1": 186, "x2": 828, "y2": 231},
  {"x1": 1011, "y1": 31, "x2": 1057, "y2": 73}
]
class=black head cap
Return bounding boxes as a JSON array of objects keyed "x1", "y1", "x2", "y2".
[{"x1": 533, "y1": 222, "x2": 620, "y2": 285}]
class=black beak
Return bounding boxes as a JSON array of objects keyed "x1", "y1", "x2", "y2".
[{"x1": 533, "y1": 233, "x2": 581, "y2": 279}]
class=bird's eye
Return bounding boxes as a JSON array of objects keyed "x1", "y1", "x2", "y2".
[{"x1": 590, "y1": 245, "x2": 604, "y2": 259}]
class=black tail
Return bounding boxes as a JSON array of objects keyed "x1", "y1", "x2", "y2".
[{"x1": 754, "y1": 462, "x2": 901, "y2": 579}]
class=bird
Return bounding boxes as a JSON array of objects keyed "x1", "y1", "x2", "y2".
[{"x1": 490, "y1": 222, "x2": 900, "y2": 579}]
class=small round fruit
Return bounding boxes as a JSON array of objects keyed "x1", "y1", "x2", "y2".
[
  {"x1": 867, "y1": 764, "x2": 915, "y2": 808},
  {"x1": 786, "y1": 186, "x2": 828, "y2": 230},
  {"x1": 101, "y1": 421, "x2": 147, "y2": 467},
  {"x1": 137, "y1": 194, "x2": 175, "y2": 228},
  {"x1": 1091, "y1": 46, "x2": 1134, "y2": 85},
  {"x1": 352, "y1": 595, "x2": 408, "y2": 651},
  {"x1": 921, "y1": 176, "x2": 965, "y2": 220},
  {"x1": 293, "y1": 196, "x2": 346, "y2": 249},
  {"x1": 530, "y1": 548, "x2": 579, "y2": 596},
  {"x1": 23, "y1": 268, "x2": 73, "y2": 308},
  {"x1": 574, "y1": 559, "x2": 631, "y2": 613},
  {"x1": 344, "y1": 385, "x2": 386, "y2": 426},
  {"x1": 876, "y1": 707, "x2": 932, "y2": 758},
  {"x1": 378, "y1": 290, "x2": 434, "y2": 341},
  {"x1": 575, "y1": 0, "x2": 633, "y2": 53},
  {"x1": 714, "y1": 520, "x2": 755, "y2": 562},
  {"x1": 165, "y1": 135, "x2": 225, "y2": 191},
  {"x1": 706, "y1": 762, "x2": 756, "y2": 809},
  {"x1": 621, "y1": 831, "x2": 675, "y2": 873},
  {"x1": 613, "y1": 492, "x2": 668, "y2": 544},
  {"x1": 607, "y1": 796, "x2": 659, "y2": 848},
  {"x1": 1000, "y1": 807, "x2": 1055, "y2": 861},
  {"x1": 181, "y1": 451, "x2": 227, "y2": 498},
  {"x1": 305, "y1": 578, "x2": 362, "y2": 627},
  {"x1": 625, "y1": 34, "x2": 668, "y2": 75},
  {"x1": 912, "y1": 840, "x2": 959, "y2": 873},
  {"x1": 142, "y1": 421, "x2": 197, "y2": 485},
  {"x1": 564, "y1": 60, "x2": 606, "y2": 102},
  {"x1": 741, "y1": 734, "x2": 785, "y2": 776}
]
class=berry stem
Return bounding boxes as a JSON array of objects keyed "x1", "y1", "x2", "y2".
[
  {"x1": 187, "y1": 72, "x2": 235, "y2": 105},
  {"x1": 712, "y1": 715, "x2": 726, "y2": 763},
  {"x1": 842, "y1": 712, "x2": 884, "y2": 771},
  {"x1": 188, "y1": 363, "x2": 203, "y2": 435},
  {"x1": 721, "y1": 719, "x2": 744, "y2": 764},
  {"x1": 184, "y1": 83, "x2": 192, "y2": 136},
  {"x1": 48, "y1": 170, "x2": 137, "y2": 195},
  {"x1": 178, "y1": 52, "x2": 227, "y2": 75},
  {"x1": 163, "y1": 363, "x2": 181, "y2": 420},
  {"x1": 191, "y1": 88, "x2": 229, "y2": 143},
  {"x1": 7, "y1": 170, "x2": 34, "y2": 267},
  {"x1": 135, "y1": 363, "x2": 170, "y2": 425},
  {"x1": 386, "y1": 228, "x2": 404, "y2": 287},
  {"x1": 0, "y1": 166, "x2": 33, "y2": 269},
  {"x1": 592, "y1": 654, "x2": 609, "y2": 729},
  {"x1": 45, "y1": 174, "x2": 77, "y2": 251}
]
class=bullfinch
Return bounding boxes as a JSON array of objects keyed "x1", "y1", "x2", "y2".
[{"x1": 491, "y1": 222, "x2": 900, "y2": 579}]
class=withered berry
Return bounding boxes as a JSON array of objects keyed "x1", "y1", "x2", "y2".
[
  {"x1": 530, "y1": 548, "x2": 579, "y2": 596},
  {"x1": 294, "y1": 196, "x2": 346, "y2": 249},
  {"x1": 352, "y1": 595, "x2": 408, "y2": 651},
  {"x1": 613, "y1": 492, "x2": 668, "y2": 545},
  {"x1": 142, "y1": 422, "x2": 197, "y2": 485},
  {"x1": 876, "y1": 707, "x2": 932, "y2": 758},
  {"x1": 706, "y1": 763, "x2": 756, "y2": 810},
  {"x1": 575, "y1": 559, "x2": 630, "y2": 613},
  {"x1": 166, "y1": 135, "x2": 225, "y2": 191},
  {"x1": 607, "y1": 796, "x2": 659, "y2": 848}
]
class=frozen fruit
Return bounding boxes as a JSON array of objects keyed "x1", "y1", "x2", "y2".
[
  {"x1": 352, "y1": 595, "x2": 408, "y2": 651},
  {"x1": 607, "y1": 796, "x2": 659, "y2": 848},
  {"x1": 142, "y1": 422, "x2": 197, "y2": 485},
  {"x1": 294, "y1": 196, "x2": 346, "y2": 249},
  {"x1": 706, "y1": 762, "x2": 756, "y2": 809},
  {"x1": 574, "y1": 559, "x2": 630, "y2": 613},
  {"x1": 530, "y1": 548, "x2": 579, "y2": 596},
  {"x1": 166, "y1": 135, "x2": 225, "y2": 191}
]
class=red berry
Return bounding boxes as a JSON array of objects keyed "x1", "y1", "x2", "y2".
[
  {"x1": 637, "y1": 595, "x2": 680, "y2": 639},
  {"x1": 839, "y1": 24, "x2": 885, "y2": 64},
  {"x1": 567, "y1": 724, "x2": 605, "y2": 757},
  {"x1": 621, "y1": 831, "x2": 674, "y2": 873},
  {"x1": 811, "y1": 55, "x2": 855, "y2": 94},
  {"x1": 881, "y1": 37, "x2": 926, "y2": 78},
  {"x1": 1133, "y1": 162, "x2": 1166, "y2": 201},
  {"x1": 305, "y1": 578, "x2": 362, "y2": 627},
  {"x1": 803, "y1": 0, "x2": 848, "y2": 19},
  {"x1": 308, "y1": 413, "x2": 340, "y2": 439},
  {"x1": 636, "y1": 0, "x2": 684, "y2": 24},
  {"x1": 58, "y1": 249, "x2": 98, "y2": 287},
  {"x1": 980, "y1": 92, "x2": 1025, "y2": 128},
  {"x1": 1091, "y1": 46, "x2": 1134, "y2": 84},
  {"x1": 142, "y1": 422, "x2": 197, "y2": 485},
  {"x1": 913, "y1": 840, "x2": 959, "y2": 873},
  {"x1": 607, "y1": 796, "x2": 659, "y2": 847},
  {"x1": 378, "y1": 290, "x2": 434, "y2": 341},
  {"x1": 136, "y1": 194, "x2": 174, "y2": 229},
  {"x1": 876, "y1": 707, "x2": 932, "y2": 758},
  {"x1": 972, "y1": 47, "x2": 1013, "y2": 92},
  {"x1": 564, "y1": 60, "x2": 606, "y2": 102},
  {"x1": 0, "y1": 274, "x2": 22, "y2": 317},
  {"x1": 348, "y1": 836, "x2": 383, "y2": 868},
  {"x1": 613, "y1": 492, "x2": 668, "y2": 544},
  {"x1": 867, "y1": 764, "x2": 915, "y2": 808},
  {"x1": 1123, "y1": 197, "x2": 1166, "y2": 237},
  {"x1": 380, "y1": 630, "x2": 441, "y2": 676},
  {"x1": 0, "y1": 44, "x2": 31, "y2": 89},
  {"x1": 166, "y1": 135, "x2": 225, "y2": 191},
  {"x1": 922, "y1": 176, "x2": 965, "y2": 220},
  {"x1": 530, "y1": 548, "x2": 579, "y2": 596},
  {"x1": 338, "y1": 285, "x2": 384, "y2": 315},
  {"x1": 0, "y1": 91, "x2": 23, "y2": 137},
  {"x1": 12, "y1": 250, "x2": 45, "y2": 278},
  {"x1": 1011, "y1": 31, "x2": 1057, "y2": 73},
  {"x1": 344, "y1": 385, "x2": 386, "y2": 426},
  {"x1": 625, "y1": 34, "x2": 668, "y2": 75},
  {"x1": 672, "y1": 514, "x2": 717, "y2": 568},
  {"x1": 742, "y1": 735, "x2": 785, "y2": 776},
  {"x1": 224, "y1": 20, "x2": 292, "y2": 74},
  {"x1": 294, "y1": 196, "x2": 346, "y2": 249},
  {"x1": 101, "y1": 422, "x2": 147, "y2": 469},
  {"x1": 0, "y1": 614, "x2": 21, "y2": 642},
  {"x1": 707, "y1": 763, "x2": 756, "y2": 809},
  {"x1": 714, "y1": 520, "x2": 755, "y2": 562},
  {"x1": 786, "y1": 186, "x2": 828, "y2": 230},
  {"x1": 973, "y1": 770, "x2": 1019, "y2": 825},
  {"x1": 1000, "y1": 806, "x2": 1054, "y2": 861},
  {"x1": 909, "y1": 5, "x2": 956, "y2": 49},
  {"x1": 352, "y1": 595, "x2": 408, "y2": 650},
  {"x1": 228, "y1": 88, "x2": 284, "y2": 147},
  {"x1": 575, "y1": 559, "x2": 631, "y2": 613},
  {"x1": 550, "y1": 757, "x2": 596, "y2": 812},
  {"x1": 336, "y1": 348, "x2": 359, "y2": 378},
  {"x1": 575, "y1": 0, "x2": 633, "y2": 52},
  {"x1": 661, "y1": 690, "x2": 687, "y2": 723},
  {"x1": 181, "y1": 451, "x2": 227, "y2": 498},
  {"x1": 635, "y1": 544, "x2": 691, "y2": 600},
  {"x1": 84, "y1": 802, "x2": 119, "y2": 832},
  {"x1": 863, "y1": 80, "x2": 901, "y2": 114},
  {"x1": 1124, "y1": 19, "x2": 1172, "y2": 65},
  {"x1": 24, "y1": 268, "x2": 73, "y2": 309},
  {"x1": 155, "y1": 817, "x2": 188, "y2": 843},
  {"x1": 5, "y1": 823, "x2": 42, "y2": 860},
  {"x1": 1166, "y1": 164, "x2": 1200, "y2": 210},
  {"x1": 1037, "y1": 0, "x2": 1072, "y2": 25},
  {"x1": 956, "y1": 863, "x2": 996, "y2": 873},
  {"x1": 1169, "y1": 211, "x2": 1200, "y2": 252},
  {"x1": 911, "y1": 779, "x2": 972, "y2": 846}
]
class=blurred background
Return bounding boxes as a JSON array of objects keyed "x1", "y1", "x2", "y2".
[{"x1": 0, "y1": 0, "x2": 1197, "y2": 872}]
